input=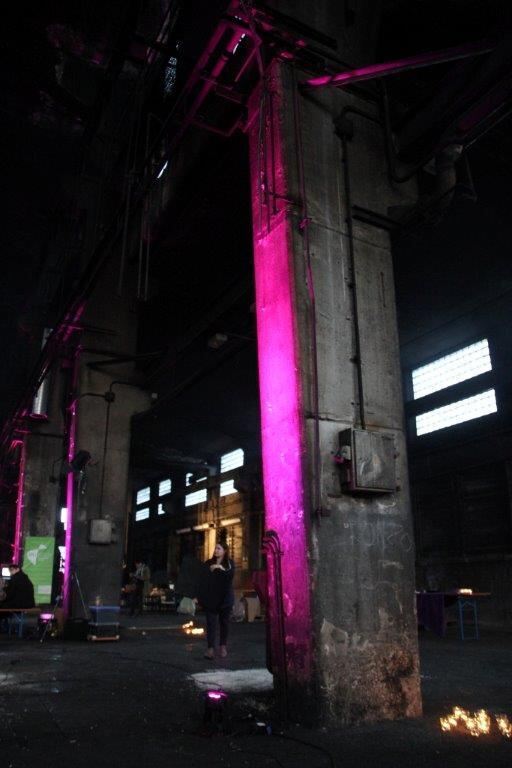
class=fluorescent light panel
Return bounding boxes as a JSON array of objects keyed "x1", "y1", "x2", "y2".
[
  {"x1": 136, "y1": 487, "x2": 150, "y2": 505},
  {"x1": 412, "y1": 339, "x2": 492, "y2": 400},
  {"x1": 135, "y1": 507, "x2": 150, "y2": 521},
  {"x1": 416, "y1": 389, "x2": 497, "y2": 436},
  {"x1": 220, "y1": 448, "x2": 244, "y2": 473},
  {"x1": 158, "y1": 478, "x2": 172, "y2": 496},
  {"x1": 185, "y1": 489, "x2": 207, "y2": 507},
  {"x1": 220, "y1": 479, "x2": 237, "y2": 497}
]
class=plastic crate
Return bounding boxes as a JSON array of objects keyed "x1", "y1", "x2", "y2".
[
  {"x1": 88, "y1": 605, "x2": 120, "y2": 625},
  {"x1": 87, "y1": 623, "x2": 120, "y2": 641}
]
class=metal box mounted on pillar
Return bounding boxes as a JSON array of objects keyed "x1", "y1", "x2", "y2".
[
  {"x1": 88, "y1": 519, "x2": 112, "y2": 544},
  {"x1": 338, "y1": 429, "x2": 396, "y2": 493}
]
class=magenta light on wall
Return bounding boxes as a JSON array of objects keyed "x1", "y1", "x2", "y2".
[
  {"x1": 62, "y1": 349, "x2": 80, "y2": 617},
  {"x1": 63, "y1": 401, "x2": 76, "y2": 616},
  {"x1": 252, "y1": 207, "x2": 313, "y2": 681},
  {"x1": 13, "y1": 438, "x2": 25, "y2": 563}
]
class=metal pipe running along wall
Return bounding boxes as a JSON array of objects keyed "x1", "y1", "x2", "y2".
[{"x1": 302, "y1": 39, "x2": 495, "y2": 89}]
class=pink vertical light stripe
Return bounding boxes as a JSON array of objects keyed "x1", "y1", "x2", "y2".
[
  {"x1": 63, "y1": 350, "x2": 80, "y2": 616},
  {"x1": 62, "y1": 402, "x2": 76, "y2": 616},
  {"x1": 13, "y1": 439, "x2": 25, "y2": 563},
  {"x1": 253, "y1": 211, "x2": 313, "y2": 681}
]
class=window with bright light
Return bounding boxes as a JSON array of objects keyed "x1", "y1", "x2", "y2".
[
  {"x1": 135, "y1": 507, "x2": 150, "y2": 522},
  {"x1": 416, "y1": 389, "x2": 497, "y2": 436},
  {"x1": 136, "y1": 487, "x2": 150, "y2": 505},
  {"x1": 412, "y1": 339, "x2": 492, "y2": 400},
  {"x1": 186, "y1": 472, "x2": 207, "y2": 486},
  {"x1": 220, "y1": 448, "x2": 244, "y2": 473},
  {"x1": 220, "y1": 479, "x2": 237, "y2": 498},
  {"x1": 158, "y1": 479, "x2": 172, "y2": 497},
  {"x1": 185, "y1": 489, "x2": 207, "y2": 507},
  {"x1": 60, "y1": 507, "x2": 68, "y2": 531},
  {"x1": 158, "y1": 503, "x2": 165, "y2": 515}
]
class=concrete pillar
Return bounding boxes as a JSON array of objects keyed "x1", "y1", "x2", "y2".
[
  {"x1": 64, "y1": 259, "x2": 151, "y2": 613},
  {"x1": 248, "y1": 60, "x2": 421, "y2": 724}
]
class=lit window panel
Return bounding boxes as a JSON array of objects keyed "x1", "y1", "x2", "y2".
[
  {"x1": 158, "y1": 478, "x2": 172, "y2": 497},
  {"x1": 416, "y1": 389, "x2": 497, "y2": 436},
  {"x1": 186, "y1": 472, "x2": 207, "y2": 486},
  {"x1": 220, "y1": 479, "x2": 237, "y2": 497},
  {"x1": 220, "y1": 448, "x2": 244, "y2": 473},
  {"x1": 185, "y1": 489, "x2": 207, "y2": 507},
  {"x1": 412, "y1": 339, "x2": 492, "y2": 400},
  {"x1": 157, "y1": 503, "x2": 165, "y2": 515},
  {"x1": 135, "y1": 507, "x2": 150, "y2": 522},
  {"x1": 136, "y1": 487, "x2": 150, "y2": 505}
]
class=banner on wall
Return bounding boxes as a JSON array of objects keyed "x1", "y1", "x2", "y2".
[{"x1": 22, "y1": 536, "x2": 55, "y2": 605}]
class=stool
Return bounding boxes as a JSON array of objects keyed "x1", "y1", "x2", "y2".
[{"x1": 8, "y1": 612, "x2": 27, "y2": 638}]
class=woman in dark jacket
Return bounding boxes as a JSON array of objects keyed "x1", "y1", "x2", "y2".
[{"x1": 198, "y1": 543, "x2": 234, "y2": 659}]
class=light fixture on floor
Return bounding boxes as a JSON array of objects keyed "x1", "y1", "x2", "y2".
[{"x1": 203, "y1": 689, "x2": 228, "y2": 731}]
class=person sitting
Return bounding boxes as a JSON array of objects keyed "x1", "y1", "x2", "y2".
[
  {"x1": 2, "y1": 563, "x2": 35, "y2": 611},
  {"x1": 0, "y1": 564, "x2": 35, "y2": 633}
]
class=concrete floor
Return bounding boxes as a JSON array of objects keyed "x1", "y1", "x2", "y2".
[{"x1": 1, "y1": 614, "x2": 511, "y2": 768}]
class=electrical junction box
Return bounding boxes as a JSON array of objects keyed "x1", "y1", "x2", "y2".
[
  {"x1": 88, "y1": 519, "x2": 112, "y2": 544},
  {"x1": 338, "y1": 428, "x2": 396, "y2": 493}
]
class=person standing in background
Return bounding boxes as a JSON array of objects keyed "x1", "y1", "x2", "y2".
[
  {"x1": 198, "y1": 543, "x2": 234, "y2": 659},
  {"x1": 129, "y1": 559, "x2": 151, "y2": 616}
]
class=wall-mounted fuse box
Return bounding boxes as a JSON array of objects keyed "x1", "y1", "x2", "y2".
[
  {"x1": 338, "y1": 428, "x2": 396, "y2": 493},
  {"x1": 88, "y1": 519, "x2": 112, "y2": 544}
]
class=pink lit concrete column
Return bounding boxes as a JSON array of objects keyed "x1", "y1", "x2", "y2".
[
  {"x1": 248, "y1": 60, "x2": 421, "y2": 725},
  {"x1": 248, "y1": 73, "x2": 314, "y2": 699}
]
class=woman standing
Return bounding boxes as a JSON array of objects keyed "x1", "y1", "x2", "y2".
[{"x1": 199, "y1": 543, "x2": 234, "y2": 659}]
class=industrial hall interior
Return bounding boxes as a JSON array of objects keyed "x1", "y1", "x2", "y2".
[{"x1": 1, "y1": 1, "x2": 512, "y2": 766}]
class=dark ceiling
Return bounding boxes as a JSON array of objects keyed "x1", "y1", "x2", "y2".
[{"x1": 1, "y1": 0, "x2": 512, "y2": 481}]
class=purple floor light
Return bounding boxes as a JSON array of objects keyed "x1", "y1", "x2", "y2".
[
  {"x1": 206, "y1": 690, "x2": 227, "y2": 701},
  {"x1": 203, "y1": 689, "x2": 228, "y2": 731}
]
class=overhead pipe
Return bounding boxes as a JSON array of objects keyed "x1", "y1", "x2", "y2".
[{"x1": 302, "y1": 39, "x2": 495, "y2": 90}]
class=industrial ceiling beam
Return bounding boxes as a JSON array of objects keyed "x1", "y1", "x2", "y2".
[{"x1": 302, "y1": 38, "x2": 495, "y2": 89}]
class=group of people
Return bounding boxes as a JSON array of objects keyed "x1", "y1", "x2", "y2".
[
  {"x1": 1, "y1": 545, "x2": 235, "y2": 659},
  {"x1": 126, "y1": 543, "x2": 235, "y2": 659}
]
